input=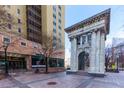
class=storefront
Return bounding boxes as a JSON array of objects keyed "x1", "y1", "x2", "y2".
[
  {"x1": 32, "y1": 54, "x2": 45, "y2": 67},
  {"x1": 0, "y1": 52, "x2": 27, "y2": 70},
  {"x1": 31, "y1": 54, "x2": 65, "y2": 72}
]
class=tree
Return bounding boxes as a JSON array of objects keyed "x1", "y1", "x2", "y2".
[
  {"x1": 0, "y1": 6, "x2": 23, "y2": 74},
  {"x1": 41, "y1": 34, "x2": 56, "y2": 73},
  {"x1": 0, "y1": 5, "x2": 23, "y2": 49},
  {"x1": 105, "y1": 44, "x2": 113, "y2": 71}
]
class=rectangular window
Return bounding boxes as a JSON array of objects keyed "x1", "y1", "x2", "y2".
[
  {"x1": 17, "y1": 9, "x2": 20, "y2": 14},
  {"x1": 53, "y1": 13, "x2": 56, "y2": 19},
  {"x1": 88, "y1": 34, "x2": 91, "y2": 41},
  {"x1": 18, "y1": 28, "x2": 21, "y2": 33},
  {"x1": 18, "y1": 19, "x2": 21, "y2": 23},
  {"x1": 32, "y1": 43, "x2": 38, "y2": 48},
  {"x1": 20, "y1": 42, "x2": 27, "y2": 47},
  {"x1": 8, "y1": 24, "x2": 11, "y2": 29},
  {"x1": 59, "y1": 32, "x2": 61, "y2": 37},
  {"x1": 53, "y1": 28, "x2": 56, "y2": 33},
  {"x1": 53, "y1": 42, "x2": 56, "y2": 48},
  {"x1": 7, "y1": 13, "x2": 11, "y2": 19},
  {"x1": 58, "y1": 25, "x2": 61, "y2": 30},
  {"x1": 53, "y1": 36, "x2": 57, "y2": 41},
  {"x1": 53, "y1": 21, "x2": 56, "y2": 26},
  {"x1": 3, "y1": 36, "x2": 11, "y2": 44},
  {"x1": 77, "y1": 36, "x2": 80, "y2": 45},
  {"x1": 88, "y1": 34, "x2": 91, "y2": 45},
  {"x1": 58, "y1": 19, "x2": 61, "y2": 24},
  {"x1": 58, "y1": 12, "x2": 61, "y2": 17},
  {"x1": 82, "y1": 36, "x2": 86, "y2": 44},
  {"x1": 53, "y1": 5, "x2": 56, "y2": 12},
  {"x1": 53, "y1": 35, "x2": 57, "y2": 48},
  {"x1": 58, "y1": 5, "x2": 61, "y2": 10},
  {"x1": 59, "y1": 38, "x2": 61, "y2": 42}
]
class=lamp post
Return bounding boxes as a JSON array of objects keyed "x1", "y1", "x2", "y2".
[
  {"x1": 116, "y1": 54, "x2": 119, "y2": 73},
  {"x1": 3, "y1": 42, "x2": 9, "y2": 75}
]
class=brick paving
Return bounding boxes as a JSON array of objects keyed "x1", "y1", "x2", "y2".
[{"x1": 0, "y1": 71, "x2": 124, "y2": 88}]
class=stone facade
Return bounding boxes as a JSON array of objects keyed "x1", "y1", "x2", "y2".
[{"x1": 65, "y1": 9, "x2": 110, "y2": 75}]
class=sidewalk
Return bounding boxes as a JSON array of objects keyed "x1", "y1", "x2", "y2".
[{"x1": 0, "y1": 71, "x2": 124, "y2": 88}]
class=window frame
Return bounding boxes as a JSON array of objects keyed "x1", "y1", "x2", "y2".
[
  {"x1": 20, "y1": 41, "x2": 27, "y2": 47},
  {"x1": 2, "y1": 36, "x2": 11, "y2": 44}
]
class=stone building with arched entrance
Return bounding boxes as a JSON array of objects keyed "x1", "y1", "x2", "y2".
[{"x1": 65, "y1": 9, "x2": 111, "y2": 75}]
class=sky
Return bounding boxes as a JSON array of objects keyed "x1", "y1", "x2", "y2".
[{"x1": 65, "y1": 5, "x2": 124, "y2": 62}]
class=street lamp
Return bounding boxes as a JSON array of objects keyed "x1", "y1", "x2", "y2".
[
  {"x1": 3, "y1": 42, "x2": 9, "y2": 75},
  {"x1": 116, "y1": 53, "x2": 119, "y2": 73}
]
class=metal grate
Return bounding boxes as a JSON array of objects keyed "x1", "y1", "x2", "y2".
[{"x1": 47, "y1": 81, "x2": 57, "y2": 85}]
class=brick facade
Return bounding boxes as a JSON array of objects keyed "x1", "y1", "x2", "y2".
[{"x1": 0, "y1": 32, "x2": 64, "y2": 71}]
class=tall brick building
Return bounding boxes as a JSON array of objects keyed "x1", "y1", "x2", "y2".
[{"x1": 0, "y1": 5, "x2": 65, "y2": 72}]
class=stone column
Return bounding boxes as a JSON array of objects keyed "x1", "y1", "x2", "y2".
[
  {"x1": 80, "y1": 36, "x2": 82, "y2": 46},
  {"x1": 89, "y1": 31, "x2": 96, "y2": 73},
  {"x1": 85, "y1": 35, "x2": 88, "y2": 44},
  {"x1": 95, "y1": 31, "x2": 101, "y2": 73},
  {"x1": 70, "y1": 37, "x2": 78, "y2": 72},
  {"x1": 100, "y1": 32, "x2": 105, "y2": 74}
]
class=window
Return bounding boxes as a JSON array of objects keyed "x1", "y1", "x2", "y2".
[
  {"x1": 58, "y1": 12, "x2": 61, "y2": 17},
  {"x1": 53, "y1": 13, "x2": 56, "y2": 19},
  {"x1": 3, "y1": 37, "x2": 11, "y2": 44},
  {"x1": 88, "y1": 34, "x2": 91, "y2": 45},
  {"x1": 49, "y1": 58, "x2": 57, "y2": 67},
  {"x1": 18, "y1": 19, "x2": 21, "y2": 23},
  {"x1": 53, "y1": 21, "x2": 56, "y2": 26},
  {"x1": 20, "y1": 42, "x2": 27, "y2": 46},
  {"x1": 58, "y1": 5, "x2": 61, "y2": 10},
  {"x1": 59, "y1": 32, "x2": 61, "y2": 37},
  {"x1": 17, "y1": 9, "x2": 20, "y2": 14},
  {"x1": 58, "y1": 19, "x2": 61, "y2": 24},
  {"x1": 53, "y1": 40, "x2": 56, "y2": 47},
  {"x1": 57, "y1": 59, "x2": 64, "y2": 67},
  {"x1": 7, "y1": 13, "x2": 11, "y2": 19},
  {"x1": 53, "y1": 36, "x2": 56, "y2": 41},
  {"x1": 82, "y1": 36, "x2": 86, "y2": 44},
  {"x1": 77, "y1": 36, "x2": 80, "y2": 45},
  {"x1": 53, "y1": 28, "x2": 56, "y2": 33},
  {"x1": 58, "y1": 38, "x2": 61, "y2": 42},
  {"x1": 18, "y1": 28, "x2": 21, "y2": 33},
  {"x1": 53, "y1": 35, "x2": 57, "y2": 47},
  {"x1": 32, "y1": 43, "x2": 38, "y2": 48},
  {"x1": 53, "y1": 5, "x2": 56, "y2": 12},
  {"x1": 88, "y1": 34, "x2": 91, "y2": 41},
  {"x1": 58, "y1": 25, "x2": 61, "y2": 30},
  {"x1": 8, "y1": 24, "x2": 11, "y2": 29}
]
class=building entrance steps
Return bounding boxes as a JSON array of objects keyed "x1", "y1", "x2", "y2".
[{"x1": 66, "y1": 70, "x2": 90, "y2": 76}]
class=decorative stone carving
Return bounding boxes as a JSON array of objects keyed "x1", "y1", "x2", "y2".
[{"x1": 65, "y1": 9, "x2": 110, "y2": 75}]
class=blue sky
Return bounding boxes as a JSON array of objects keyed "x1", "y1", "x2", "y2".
[{"x1": 65, "y1": 5, "x2": 124, "y2": 60}]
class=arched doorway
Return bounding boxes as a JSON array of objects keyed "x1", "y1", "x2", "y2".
[{"x1": 78, "y1": 51, "x2": 89, "y2": 70}]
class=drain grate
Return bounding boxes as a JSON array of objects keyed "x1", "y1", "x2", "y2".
[{"x1": 47, "y1": 81, "x2": 57, "y2": 85}]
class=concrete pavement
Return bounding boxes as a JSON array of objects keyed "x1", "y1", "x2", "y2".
[{"x1": 0, "y1": 71, "x2": 124, "y2": 88}]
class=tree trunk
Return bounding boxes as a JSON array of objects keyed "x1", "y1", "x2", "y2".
[{"x1": 45, "y1": 57, "x2": 48, "y2": 73}]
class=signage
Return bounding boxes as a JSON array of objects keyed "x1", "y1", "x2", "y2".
[{"x1": 32, "y1": 65, "x2": 46, "y2": 68}]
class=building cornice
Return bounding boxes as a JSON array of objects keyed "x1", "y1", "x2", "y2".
[{"x1": 65, "y1": 8, "x2": 111, "y2": 35}]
